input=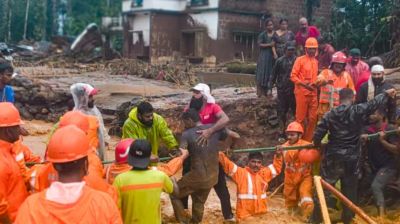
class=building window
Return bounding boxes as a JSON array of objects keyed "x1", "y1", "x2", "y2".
[
  {"x1": 233, "y1": 32, "x2": 257, "y2": 48},
  {"x1": 131, "y1": 0, "x2": 143, "y2": 8},
  {"x1": 190, "y1": 0, "x2": 209, "y2": 7}
]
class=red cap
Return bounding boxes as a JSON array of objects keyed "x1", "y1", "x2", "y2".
[
  {"x1": 83, "y1": 84, "x2": 99, "y2": 96},
  {"x1": 115, "y1": 138, "x2": 135, "y2": 163}
]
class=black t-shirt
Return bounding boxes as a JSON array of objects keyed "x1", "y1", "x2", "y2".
[
  {"x1": 179, "y1": 124, "x2": 223, "y2": 188},
  {"x1": 365, "y1": 124, "x2": 399, "y2": 170}
]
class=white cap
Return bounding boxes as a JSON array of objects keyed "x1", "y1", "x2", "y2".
[
  {"x1": 191, "y1": 83, "x2": 215, "y2": 104},
  {"x1": 371, "y1": 65, "x2": 384, "y2": 73}
]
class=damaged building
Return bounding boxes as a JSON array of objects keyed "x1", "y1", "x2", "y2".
[{"x1": 121, "y1": 0, "x2": 333, "y2": 65}]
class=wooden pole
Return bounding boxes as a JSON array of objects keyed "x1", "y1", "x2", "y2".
[
  {"x1": 314, "y1": 176, "x2": 331, "y2": 224},
  {"x1": 320, "y1": 179, "x2": 377, "y2": 224}
]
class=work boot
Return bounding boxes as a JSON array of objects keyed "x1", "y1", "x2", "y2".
[
  {"x1": 223, "y1": 216, "x2": 236, "y2": 223},
  {"x1": 378, "y1": 206, "x2": 386, "y2": 218}
]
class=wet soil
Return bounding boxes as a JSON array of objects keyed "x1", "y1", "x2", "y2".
[
  {"x1": 22, "y1": 119, "x2": 400, "y2": 224},
  {"x1": 17, "y1": 66, "x2": 400, "y2": 223}
]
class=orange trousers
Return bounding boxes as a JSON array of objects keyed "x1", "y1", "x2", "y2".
[
  {"x1": 295, "y1": 94, "x2": 318, "y2": 141},
  {"x1": 317, "y1": 103, "x2": 330, "y2": 121},
  {"x1": 283, "y1": 172, "x2": 314, "y2": 217}
]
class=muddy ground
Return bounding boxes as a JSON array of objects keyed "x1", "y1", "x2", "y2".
[
  {"x1": 22, "y1": 119, "x2": 400, "y2": 224},
  {"x1": 17, "y1": 66, "x2": 400, "y2": 223},
  {"x1": 22, "y1": 120, "x2": 306, "y2": 224}
]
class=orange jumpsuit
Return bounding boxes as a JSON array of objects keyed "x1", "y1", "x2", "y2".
[
  {"x1": 290, "y1": 55, "x2": 319, "y2": 141},
  {"x1": 315, "y1": 69, "x2": 355, "y2": 120},
  {"x1": 87, "y1": 116, "x2": 100, "y2": 149},
  {"x1": 219, "y1": 152, "x2": 283, "y2": 221},
  {"x1": 14, "y1": 186, "x2": 122, "y2": 224},
  {"x1": 282, "y1": 139, "x2": 314, "y2": 217},
  {"x1": 104, "y1": 156, "x2": 184, "y2": 184},
  {"x1": 12, "y1": 138, "x2": 41, "y2": 182},
  {"x1": 0, "y1": 140, "x2": 29, "y2": 221},
  {"x1": 28, "y1": 148, "x2": 117, "y2": 203}
]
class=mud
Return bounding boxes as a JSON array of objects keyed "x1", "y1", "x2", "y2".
[
  {"x1": 15, "y1": 65, "x2": 400, "y2": 223},
  {"x1": 21, "y1": 116, "x2": 400, "y2": 224}
]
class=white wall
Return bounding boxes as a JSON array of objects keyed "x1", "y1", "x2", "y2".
[
  {"x1": 123, "y1": 0, "x2": 187, "y2": 12},
  {"x1": 130, "y1": 14, "x2": 151, "y2": 46},
  {"x1": 190, "y1": 11, "x2": 219, "y2": 40}
]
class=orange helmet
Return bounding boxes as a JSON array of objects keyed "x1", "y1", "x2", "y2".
[
  {"x1": 59, "y1": 111, "x2": 90, "y2": 133},
  {"x1": 305, "y1": 37, "x2": 318, "y2": 48},
  {"x1": 0, "y1": 102, "x2": 23, "y2": 127},
  {"x1": 47, "y1": 125, "x2": 90, "y2": 163},
  {"x1": 331, "y1": 51, "x2": 347, "y2": 64},
  {"x1": 115, "y1": 138, "x2": 135, "y2": 163},
  {"x1": 298, "y1": 149, "x2": 320, "y2": 163},
  {"x1": 286, "y1": 121, "x2": 304, "y2": 134}
]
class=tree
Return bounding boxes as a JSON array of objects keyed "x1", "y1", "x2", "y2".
[{"x1": 330, "y1": 0, "x2": 394, "y2": 56}]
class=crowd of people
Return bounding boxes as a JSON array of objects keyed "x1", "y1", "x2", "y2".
[{"x1": 0, "y1": 16, "x2": 399, "y2": 224}]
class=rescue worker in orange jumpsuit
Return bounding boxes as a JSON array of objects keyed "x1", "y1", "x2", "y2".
[
  {"x1": 15, "y1": 126, "x2": 122, "y2": 223},
  {"x1": 0, "y1": 102, "x2": 29, "y2": 223},
  {"x1": 218, "y1": 149, "x2": 283, "y2": 221},
  {"x1": 104, "y1": 138, "x2": 189, "y2": 184},
  {"x1": 28, "y1": 111, "x2": 117, "y2": 203},
  {"x1": 290, "y1": 37, "x2": 319, "y2": 141},
  {"x1": 315, "y1": 51, "x2": 355, "y2": 120},
  {"x1": 13, "y1": 138, "x2": 41, "y2": 183},
  {"x1": 279, "y1": 121, "x2": 314, "y2": 219}
]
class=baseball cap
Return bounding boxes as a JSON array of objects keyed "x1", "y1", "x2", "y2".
[
  {"x1": 286, "y1": 41, "x2": 296, "y2": 50},
  {"x1": 127, "y1": 139, "x2": 152, "y2": 169},
  {"x1": 83, "y1": 84, "x2": 99, "y2": 96}
]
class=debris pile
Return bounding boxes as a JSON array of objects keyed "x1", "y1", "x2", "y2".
[
  {"x1": 108, "y1": 59, "x2": 198, "y2": 86},
  {"x1": 383, "y1": 43, "x2": 400, "y2": 68},
  {"x1": 10, "y1": 75, "x2": 71, "y2": 121},
  {"x1": 110, "y1": 92, "x2": 280, "y2": 165}
]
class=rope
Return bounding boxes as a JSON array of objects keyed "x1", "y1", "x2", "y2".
[{"x1": 24, "y1": 129, "x2": 399, "y2": 166}]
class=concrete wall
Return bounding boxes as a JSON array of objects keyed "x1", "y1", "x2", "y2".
[
  {"x1": 219, "y1": 0, "x2": 268, "y2": 12},
  {"x1": 149, "y1": 13, "x2": 182, "y2": 64},
  {"x1": 189, "y1": 11, "x2": 219, "y2": 40},
  {"x1": 131, "y1": 13, "x2": 151, "y2": 46},
  {"x1": 216, "y1": 12, "x2": 261, "y2": 62},
  {"x1": 267, "y1": 0, "x2": 333, "y2": 31},
  {"x1": 122, "y1": 13, "x2": 151, "y2": 59},
  {"x1": 123, "y1": 0, "x2": 334, "y2": 63}
]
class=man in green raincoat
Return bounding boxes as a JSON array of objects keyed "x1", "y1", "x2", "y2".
[{"x1": 122, "y1": 101, "x2": 178, "y2": 163}]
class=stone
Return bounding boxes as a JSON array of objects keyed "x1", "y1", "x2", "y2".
[{"x1": 41, "y1": 108, "x2": 49, "y2": 114}]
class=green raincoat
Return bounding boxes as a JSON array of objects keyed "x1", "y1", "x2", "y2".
[{"x1": 122, "y1": 107, "x2": 178, "y2": 156}]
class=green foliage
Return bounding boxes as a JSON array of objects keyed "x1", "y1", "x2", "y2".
[
  {"x1": 227, "y1": 63, "x2": 256, "y2": 74},
  {"x1": 329, "y1": 0, "x2": 395, "y2": 56},
  {"x1": 0, "y1": 0, "x2": 122, "y2": 42}
]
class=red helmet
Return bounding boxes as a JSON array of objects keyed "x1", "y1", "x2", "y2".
[
  {"x1": 331, "y1": 51, "x2": 347, "y2": 64},
  {"x1": 286, "y1": 121, "x2": 304, "y2": 134},
  {"x1": 115, "y1": 139, "x2": 135, "y2": 163},
  {"x1": 298, "y1": 149, "x2": 320, "y2": 163}
]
